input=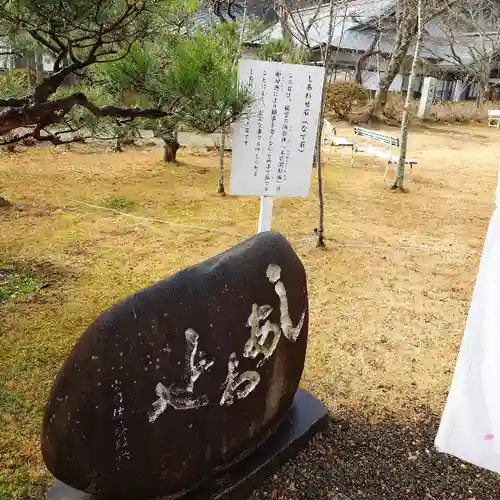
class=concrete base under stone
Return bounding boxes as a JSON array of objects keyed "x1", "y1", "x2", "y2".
[{"x1": 46, "y1": 388, "x2": 328, "y2": 500}]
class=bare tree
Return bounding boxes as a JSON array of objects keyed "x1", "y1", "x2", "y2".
[
  {"x1": 272, "y1": 0, "x2": 330, "y2": 53},
  {"x1": 392, "y1": 0, "x2": 422, "y2": 190},
  {"x1": 273, "y1": 0, "x2": 348, "y2": 247},
  {"x1": 355, "y1": 30, "x2": 381, "y2": 84},
  {"x1": 369, "y1": 0, "x2": 458, "y2": 118},
  {"x1": 427, "y1": 0, "x2": 500, "y2": 104},
  {"x1": 276, "y1": 0, "x2": 458, "y2": 121},
  {"x1": 315, "y1": 0, "x2": 338, "y2": 248}
]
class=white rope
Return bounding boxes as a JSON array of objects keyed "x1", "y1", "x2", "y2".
[
  {"x1": 67, "y1": 199, "x2": 246, "y2": 237},
  {"x1": 68, "y1": 198, "x2": 478, "y2": 255},
  {"x1": 294, "y1": 236, "x2": 478, "y2": 254},
  {"x1": 326, "y1": 241, "x2": 478, "y2": 254}
]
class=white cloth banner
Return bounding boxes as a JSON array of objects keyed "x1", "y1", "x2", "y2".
[{"x1": 435, "y1": 167, "x2": 500, "y2": 472}]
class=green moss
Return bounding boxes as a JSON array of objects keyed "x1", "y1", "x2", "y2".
[
  {"x1": 0, "y1": 269, "x2": 42, "y2": 303},
  {"x1": 104, "y1": 196, "x2": 135, "y2": 210}
]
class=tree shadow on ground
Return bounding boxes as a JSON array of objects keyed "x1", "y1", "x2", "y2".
[{"x1": 251, "y1": 410, "x2": 500, "y2": 500}]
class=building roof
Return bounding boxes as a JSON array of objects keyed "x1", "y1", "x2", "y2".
[
  {"x1": 191, "y1": 0, "x2": 498, "y2": 72},
  {"x1": 423, "y1": 19, "x2": 499, "y2": 69},
  {"x1": 264, "y1": 0, "x2": 396, "y2": 49},
  {"x1": 260, "y1": 0, "x2": 497, "y2": 66},
  {"x1": 262, "y1": 0, "x2": 442, "y2": 57}
]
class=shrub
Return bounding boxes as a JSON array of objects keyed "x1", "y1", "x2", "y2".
[
  {"x1": 383, "y1": 93, "x2": 405, "y2": 121},
  {"x1": 429, "y1": 100, "x2": 496, "y2": 123},
  {"x1": 0, "y1": 68, "x2": 36, "y2": 98},
  {"x1": 258, "y1": 40, "x2": 305, "y2": 64},
  {"x1": 326, "y1": 82, "x2": 369, "y2": 118},
  {"x1": 114, "y1": 123, "x2": 141, "y2": 146},
  {"x1": 359, "y1": 94, "x2": 497, "y2": 124}
]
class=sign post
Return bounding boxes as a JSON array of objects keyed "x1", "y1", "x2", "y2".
[
  {"x1": 257, "y1": 196, "x2": 274, "y2": 233},
  {"x1": 229, "y1": 60, "x2": 325, "y2": 232}
]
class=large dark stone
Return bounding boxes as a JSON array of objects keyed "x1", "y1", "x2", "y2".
[{"x1": 42, "y1": 232, "x2": 309, "y2": 499}]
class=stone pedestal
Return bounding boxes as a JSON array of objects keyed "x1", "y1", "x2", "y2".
[
  {"x1": 46, "y1": 388, "x2": 328, "y2": 500},
  {"x1": 418, "y1": 77, "x2": 437, "y2": 119}
]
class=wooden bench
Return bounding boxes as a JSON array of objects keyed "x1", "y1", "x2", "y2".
[
  {"x1": 322, "y1": 119, "x2": 354, "y2": 163},
  {"x1": 353, "y1": 126, "x2": 418, "y2": 180},
  {"x1": 488, "y1": 110, "x2": 500, "y2": 128}
]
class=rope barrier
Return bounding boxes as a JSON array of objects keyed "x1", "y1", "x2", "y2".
[{"x1": 68, "y1": 199, "x2": 479, "y2": 255}]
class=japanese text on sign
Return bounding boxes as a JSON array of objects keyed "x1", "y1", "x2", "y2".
[{"x1": 230, "y1": 60, "x2": 325, "y2": 198}]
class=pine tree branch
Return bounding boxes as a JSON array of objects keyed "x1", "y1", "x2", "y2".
[
  {"x1": 34, "y1": 62, "x2": 88, "y2": 103},
  {"x1": 0, "y1": 93, "x2": 172, "y2": 136},
  {"x1": 32, "y1": 125, "x2": 86, "y2": 145}
]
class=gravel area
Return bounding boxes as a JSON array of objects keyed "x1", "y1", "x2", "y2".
[{"x1": 250, "y1": 412, "x2": 500, "y2": 499}]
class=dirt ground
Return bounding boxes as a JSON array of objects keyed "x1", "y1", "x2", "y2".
[{"x1": 1, "y1": 122, "x2": 500, "y2": 498}]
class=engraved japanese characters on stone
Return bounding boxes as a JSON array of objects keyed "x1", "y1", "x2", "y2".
[
  {"x1": 220, "y1": 353, "x2": 261, "y2": 407},
  {"x1": 149, "y1": 329, "x2": 214, "y2": 423},
  {"x1": 244, "y1": 263, "x2": 306, "y2": 366}
]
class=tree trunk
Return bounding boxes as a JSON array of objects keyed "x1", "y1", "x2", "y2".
[
  {"x1": 393, "y1": 105, "x2": 410, "y2": 189},
  {"x1": 163, "y1": 138, "x2": 180, "y2": 163},
  {"x1": 315, "y1": 68, "x2": 329, "y2": 246},
  {"x1": 392, "y1": 0, "x2": 422, "y2": 190},
  {"x1": 315, "y1": 130, "x2": 326, "y2": 248},
  {"x1": 476, "y1": 77, "x2": 490, "y2": 106},
  {"x1": 370, "y1": 9, "x2": 417, "y2": 116},
  {"x1": 113, "y1": 137, "x2": 123, "y2": 152},
  {"x1": 65, "y1": 55, "x2": 78, "y2": 87},
  {"x1": 372, "y1": 40, "x2": 413, "y2": 114},
  {"x1": 217, "y1": 133, "x2": 226, "y2": 195},
  {"x1": 35, "y1": 49, "x2": 44, "y2": 84},
  {"x1": 355, "y1": 31, "x2": 381, "y2": 85},
  {"x1": 315, "y1": 0, "x2": 336, "y2": 249}
]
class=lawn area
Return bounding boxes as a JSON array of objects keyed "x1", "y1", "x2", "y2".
[{"x1": 1, "y1": 123, "x2": 500, "y2": 498}]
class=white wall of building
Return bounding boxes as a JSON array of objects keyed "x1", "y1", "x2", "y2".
[
  {"x1": 43, "y1": 55, "x2": 54, "y2": 72},
  {"x1": 0, "y1": 54, "x2": 13, "y2": 70},
  {"x1": 360, "y1": 70, "x2": 404, "y2": 91}
]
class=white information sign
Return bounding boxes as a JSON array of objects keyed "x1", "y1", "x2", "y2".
[{"x1": 229, "y1": 60, "x2": 325, "y2": 198}]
